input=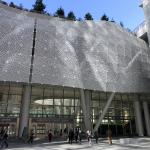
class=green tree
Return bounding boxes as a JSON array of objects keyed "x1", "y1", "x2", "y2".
[
  {"x1": 120, "y1": 21, "x2": 124, "y2": 27},
  {"x1": 67, "y1": 11, "x2": 76, "y2": 21},
  {"x1": 101, "y1": 14, "x2": 109, "y2": 21},
  {"x1": 55, "y1": 7, "x2": 65, "y2": 18},
  {"x1": 33, "y1": 0, "x2": 46, "y2": 13},
  {"x1": 84, "y1": 12, "x2": 93, "y2": 20},
  {"x1": 9, "y1": 2, "x2": 16, "y2": 8},
  {"x1": 110, "y1": 18, "x2": 115, "y2": 23}
]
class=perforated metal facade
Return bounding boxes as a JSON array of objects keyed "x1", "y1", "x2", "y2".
[{"x1": 0, "y1": 3, "x2": 150, "y2": 93}]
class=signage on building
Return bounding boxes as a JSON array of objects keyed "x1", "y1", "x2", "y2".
[
  {"x1": 0, "y1": 118, "x2": 17, "y2": 123},
  {"x1": 32, "y1": 115, "x2": 74, "y2": 123}
]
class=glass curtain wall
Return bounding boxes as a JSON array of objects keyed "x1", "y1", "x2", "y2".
[
  {"x1": 91, "y1": 91, "x2": 136, "y2": 136},
  {"x1": 0, "y1": 83, "x2": 22, "y2": 117},
  {"x1": 0, "y1": 83, "x2": 150, "y2": 137}
]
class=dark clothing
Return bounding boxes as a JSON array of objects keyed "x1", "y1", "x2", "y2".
[
  {"x1": 28, "y1": 132, "x2": 34, "y2": 144},
  {"x1": 0, "y1": 132, "x2": 8, "y2": 148},
  {"x1": 94, "y1": 131, "x2": 98, "y2": 143},
  {"x1": 74, "y1": 130, "x2": 78, "y2": 143},
  {"x1": 48, "y1": 132, "x2": 52, "y2": 142},
  {"x1": 78, "y1": 130, "x2": 82, "y2": 143},
  {"x1": 68, "y1": 130, "x2": 74, "y2": 144}
]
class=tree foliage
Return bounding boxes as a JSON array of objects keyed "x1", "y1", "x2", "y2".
[
  {"x1": 84, "y1": 12, "x2": 93, "y2": 20},
  {"x1": 33, "y1": 0, "x2": 46, "y2": 13},
  {"x1": 9, "y1": 2, "x2": 16, "y2": 8},
  {"x1": 67, "y1": 11, "x2": 76, "y2": 21},
  {"x1": 101, "y1": 14, "x2": 109, "y2": 21},
  {"x1": 55, "y1": 7, "x2": 65, "y2": 18},
  {"x1": 120, "y1": 21, "x2": 124, "y2": 27}
]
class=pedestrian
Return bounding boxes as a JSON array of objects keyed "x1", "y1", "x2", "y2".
[
  {"x1": 74, "y1": 129, "x2": 78, "y2": 143},
  {"x1": 94, "y1": 131, "x2": 98, "y2": 143},
  {"x1": 0, "y1": 129, "x2": 8, "y2": 148},
  {"x1": 28, "y1": 129, "x2": 34, "y2": 144},
  {"x1": 48, "y1": 130, "x2": 53, "y2": 142},
  {"x1": 78, "y1": 128, "x2": 82, "y2": 144},
  {"x1": 87, "y1": 130, "x2": 92, "y2": 145},
  {"x1": 68, "y1": 129, "x2": 74, "y2": 144},
  {"x1": 107, "y1": 128, "x2": 112, "y2": 145}
]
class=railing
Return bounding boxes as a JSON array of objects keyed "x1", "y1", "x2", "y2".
[{"x1": 133, "y1": 21, "x2": 147, "y2": 37}]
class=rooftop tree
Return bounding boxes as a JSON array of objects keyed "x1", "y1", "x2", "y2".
[
  {"x1": 67, "y1": 11, "x2": 76, "y2": 21},
  {"x1": 120, "y1": 21, "x2": 124, "y2": 27},
  {"x1": 9, "y1": 2, "x2": 16, "y2": 8},
  {"x1": 84, "y1": 12, "x2": 93, "y2": 20},
  {"x1": 55, "y1": 7, "x2": 65, "y2": 18},
  {"x1": 33, "y1": 0, "x2": 46, "y2": 13},
  {"x1": 101, "y1": 14, "x2": 109, "y2": 21}
]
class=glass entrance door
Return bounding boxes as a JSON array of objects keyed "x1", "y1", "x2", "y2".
[{"x1": 31, "y1": 122, "x2": 73, "y2": 138}]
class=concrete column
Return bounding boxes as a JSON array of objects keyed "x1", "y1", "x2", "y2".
[
  {"x1": 143, "y1": 101, "x2": 150, "y2": 136},
  {"x1": 18, "y1": 85, "x2": 31, "y2": 138},
  {"x1": 80, "y1": 89, "x2": 91, "y2": 131},
  {"x1": 94, "y1": 92, "x2": 115, "y2": 132},
  {"x1": 134, "y1": 101, "x2": 144, "y2": 136}
]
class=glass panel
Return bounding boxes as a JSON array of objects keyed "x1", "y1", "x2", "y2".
[
  {"x1": 100, "y1": 92, "x2": 107, "y2": 99},
  {"x1": 122, "y1": 95, "x2": 128, "y2": 101},
  {"x1": 54, "y1": 87, "x2": 63, "y2": 98},
  {"x1": 54, "y1": 99, "x2": 63, "y2": 106},
  {"x1": 42, "y1": 106, "x2": 53, "y2": 115},
  {"x1": 92, "y1": 101, "x2": 99, "y2": 107},
  {"x1": 54, "y1": 106, "x2": 62, "y2": 115},
  {"x1": 64, "y1": 88, "x2": 74, "y2": 98},
  {"x1": 32, "y1": 86, "x2": 43, "y2": 96},
  {"x1": 64, "y1": 107, "x2": 74, "y2": 115},
  {"x1": 75, "y1": 89, "x2": 80, "y2": 98},
  {"x1": 0, "y1": 84, "x2": 9, "y2": 94},
  {"x1": 92, "y1": 91, "x2": 99, "y2": 100},
  {"x1": 64, "y1": 99, "x2": 74, "y2": 106},
  {"x1": 75, "y1": 99, "x2": 80, "y2": 106},
  {"x1": 44, "y1": 87, "x2": 53, "y2": 98},
  {"x1": 9, "y1": 85, "x2": 22, "y2": 95}
]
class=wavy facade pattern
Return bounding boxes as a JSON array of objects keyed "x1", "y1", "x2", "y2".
[{"x1": 0, "y1": 4, "x2": 150, "y2": 93}]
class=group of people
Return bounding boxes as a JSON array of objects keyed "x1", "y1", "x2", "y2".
[
  {"x1": 0, "y1": 128, "x2": 8, "y2": 148},
  {"x1": 68, "y1": 128, "x2": 112, "y2": 145},
  {"x1": 68, "y1": 128, "x2": 82, "y2": 144}
]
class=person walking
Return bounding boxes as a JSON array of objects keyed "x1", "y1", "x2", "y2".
[
  {"x1": 0, "y1": 129, "x2": 8, "y2": 148},
  {"x1": 107, "y1": 128, "x2": 112, "y2": 145},
  {"x1": 48, "y1": 130, "x2": 53, "y2": 142},
  {"x1": 68, "y1": 129, "x2": 74, "y2": 144},
  {"x1": 87, "y1": 130, "x2": 92, "y2": 145},
  {"x1": 28, "y1": 130, "x2": 34, "y2": 144},
  {"x1": 78, "y1": 128, "x2": 82, "y2": 144},
  {"x1": 94, "y1": 131, "x2": 99, "y2": 144},
  {"x1": 74, "y1": 129, "x2": 78, "y2": 143}
]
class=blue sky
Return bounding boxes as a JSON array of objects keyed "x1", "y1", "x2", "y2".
[{"x1": 5, "y1": 0, "x2": 144, "y2": 30}]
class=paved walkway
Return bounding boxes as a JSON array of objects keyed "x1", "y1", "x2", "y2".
[{"x1": 2, "y1": 138, "x2": 150, "y2": 150}]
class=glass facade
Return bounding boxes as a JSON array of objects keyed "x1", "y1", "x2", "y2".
[{"x1": 0, "y1": 83, "x2": 150, "y2": 137}]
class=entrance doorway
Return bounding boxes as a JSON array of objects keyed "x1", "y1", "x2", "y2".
[{"x1": 31, "y1": 122, "x2": 73, "y2": 138}]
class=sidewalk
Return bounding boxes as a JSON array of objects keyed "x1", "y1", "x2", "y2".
[{"x1": 3, "y1": 137, "x2": 150, "y2": 150}]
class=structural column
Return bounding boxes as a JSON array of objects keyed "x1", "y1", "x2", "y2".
[
  {"x1": 134, "y1": 100, "x2": 144, "y2": 136},
  {"x1": 18, "y1": 85, "x2": 31, "y2": 138},
  {"x1": 94, "y1": 92, "x2": 115, "y2": 132},
  {"x1": 143, "y1": 101, "x2": 150, "y2": 136},
  {"x1": 80, "y1": 89, "x2": 91, "y2": 131}
]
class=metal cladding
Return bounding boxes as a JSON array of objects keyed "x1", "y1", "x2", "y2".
[
  {"x1": 0, "y1": 4, "x2": 150, "y2": 93},
  {"x1": 0, "y1": 4, "x2": 34, "y2": 82},
  {"x1": 143, "y1": 0, "x2": 150, "y2": 44}
]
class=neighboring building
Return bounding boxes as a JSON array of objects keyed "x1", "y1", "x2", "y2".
[{"x1": 0, "y1": 1, "x2": 150, "y2": 138}]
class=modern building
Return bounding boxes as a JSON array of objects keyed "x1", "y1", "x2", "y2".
[{"x1": 0, "y1": 0, "x2": 150, "y2": 138}]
